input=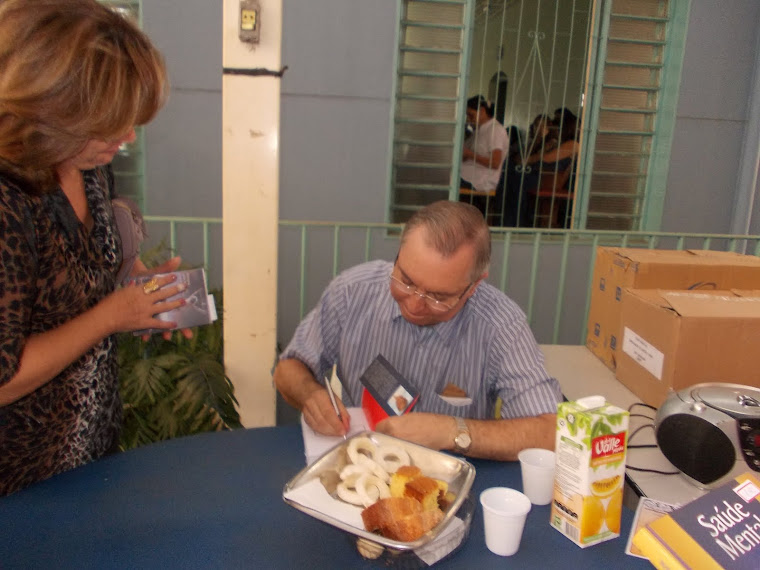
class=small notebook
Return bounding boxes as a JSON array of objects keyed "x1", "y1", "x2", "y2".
[
  {"x1": 359, "y1": 355, "x2": 419, "y2": 429},
  {"x1": 301, "y1": 407, "x2": 370, "y2": 465}
]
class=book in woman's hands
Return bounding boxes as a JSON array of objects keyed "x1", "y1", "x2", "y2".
[{"x1": 127, "y1": 268, "x2": 217, "y2": 334}]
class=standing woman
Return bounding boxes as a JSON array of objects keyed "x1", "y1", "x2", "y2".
[{"x1": 0, "y1": 0, "x2": 184, "y2": 495}]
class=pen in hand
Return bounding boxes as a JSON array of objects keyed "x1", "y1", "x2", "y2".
[{"x1": 324, "y1": 376, "x2": 347, "y2": 440}]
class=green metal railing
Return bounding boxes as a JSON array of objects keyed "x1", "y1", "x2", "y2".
[
  {"x1": 278, "y1": 221, "x2": 760, "y2": 345},
  {"x1": 143, "y1": 215, "x2": 221, "y2": 273},
  {"x1": 143, "y1": 215, "x2": 760, "y2": 347}
]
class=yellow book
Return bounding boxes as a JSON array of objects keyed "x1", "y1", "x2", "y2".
[{"x1": 632, "y1": 473, "x2": 760, "y2": 570}]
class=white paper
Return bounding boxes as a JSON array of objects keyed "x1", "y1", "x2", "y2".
[
  {"x1": 207, "y1": 294, "x2": 217, "y2": 321},
  {"x1": 284, "y1": 478, "x2": 366, "y2": 528},
  {"x1": 415, "y1": 517, "x2": 465, "y2": 564},
  {"x1": 301, "y1": 407, "x2": 370, "y2": 465},
  {"x1": 624, "y1": 497, "x2": 678, "y2": 558},
  {"x1": 622, "y1": 327, "x2": 665, "y2": 380}
]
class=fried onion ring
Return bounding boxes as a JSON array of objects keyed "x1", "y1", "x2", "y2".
[
  {"x1": 375, "y1": 444, "x2": 411, "y2": 473},
  {"x1": 334, "y1": 436, "x2": 413, "y2": 507},
  {"x1": 336, "y1": 481, "x2": 364, "y2": 506},
  {"x1": 355, "y1": 474, "x2": 391, "y2": 507},
  {"x1": 339, "y1": 464, "x2": 368, "y2": 487},
  {"x1": 347, "y1": 436, "x2": 378, "y2": 465},
  {"x1": 355, "y1": 454, "x2": 389, "y2": 482}
]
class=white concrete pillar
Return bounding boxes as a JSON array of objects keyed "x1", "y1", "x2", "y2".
[{"x1": 222, "y1": 0, "x2": 281, "y2": 426}]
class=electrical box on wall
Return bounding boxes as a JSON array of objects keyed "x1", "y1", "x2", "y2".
[{"x1": 239, "y1": 1, "x2": 261, "y2": 44}]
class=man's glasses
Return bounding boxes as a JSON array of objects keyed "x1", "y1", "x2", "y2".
[{"x1": 389, "y1": 273, "x2": 472, "y2": 313}]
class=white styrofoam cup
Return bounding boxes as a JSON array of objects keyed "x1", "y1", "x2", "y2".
[
  {"x1": 479, "y1": 487, "x2": 532, "y2": 556},
  {"x1": 517, "y1": 448, "x2": 556, "y2": 505}
]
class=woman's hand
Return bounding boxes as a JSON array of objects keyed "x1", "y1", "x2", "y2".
[
  {"x1": 129, "y1": 256, "x2": 195, "y2": 340},
  {"x1": 101, "y1": 274, "x2": 186, "y2": 335}
]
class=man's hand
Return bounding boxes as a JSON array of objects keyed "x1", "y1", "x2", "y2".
[
  {"x1": 302, "y1": 387, "x2": 350, "y2": 437},
  {"x1": 274, "y1": 359, "x2": 350, "y2": 437},
  {"x1": 375, "y1": 413, "x2": 453, "y2": 450}
]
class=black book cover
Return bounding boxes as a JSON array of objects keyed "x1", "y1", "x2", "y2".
[{"x1": 359, "y1": 355, "x2": 419, "y2": 417}]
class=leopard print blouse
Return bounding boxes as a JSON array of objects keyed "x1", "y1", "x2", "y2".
[{"x1": 0, "y1": 167, "x2": 123, "y2": 496}]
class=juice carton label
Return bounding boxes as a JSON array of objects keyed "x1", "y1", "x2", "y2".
[{"x1": 550, "y1": 397, "x2": 629, "y2": 548}]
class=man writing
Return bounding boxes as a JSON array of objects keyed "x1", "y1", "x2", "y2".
[{"x1": 274, "y1": 201, "x2": 562, "y2": 460}]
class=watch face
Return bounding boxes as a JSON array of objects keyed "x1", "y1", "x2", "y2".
[{"x1": 456, "y1": 432, "x2": 472, "y2": 450}]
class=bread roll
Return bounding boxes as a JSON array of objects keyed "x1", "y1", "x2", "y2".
[{"x1": 361, "y1": 497, "x2": 444, "y2": 542}]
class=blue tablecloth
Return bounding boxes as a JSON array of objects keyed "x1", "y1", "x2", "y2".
[{"x1": 0, "y1": 425, "x2": 651, "y2": 569}]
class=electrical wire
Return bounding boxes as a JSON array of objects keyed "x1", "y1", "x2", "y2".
[
  {"x1": 625, "y1": 421, "x2": 680, "y2": 475},
  {"x1": 628, "y1": 423, "x2": 655, "y2": 441},
  {"x1": 626, "y1": 466, "x2": 680, "y2": 475},
  {"x1": 628, "y1": 402, "x2": 657, "y2": 413},
  {"x1": 630, "y1": 413, "x2": 655, "y2": 421}
]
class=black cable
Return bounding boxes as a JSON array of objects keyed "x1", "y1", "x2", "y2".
[
  {"x1": 625, "y1": 421, "x2": 680, "y2": 474},
  {"x1": 628, "y1": 402, "x2": 657, "y2": 413},
  {"x1": 626, "y1": 466, "x2": 680, "y2": 475},
  {"x1": 628, "y1": 423, "x2": 655, "y2": 442},
  {"x1": 630, "y1": 413, "x2": 655, "y2": 421}
]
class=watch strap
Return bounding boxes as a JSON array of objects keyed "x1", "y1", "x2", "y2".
[{"x1": 453, "y1": 416, "x2": 471, "y2": 453}]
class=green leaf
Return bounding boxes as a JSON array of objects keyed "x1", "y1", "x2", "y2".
[
  {"x1": 590, "y1": 419, "x2": 613, "y2": 439},
  {"x1": 117, "y1": 285, "x2": 241, "y2": 451}
]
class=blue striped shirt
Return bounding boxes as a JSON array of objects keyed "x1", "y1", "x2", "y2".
[{"x1": 280, "y1": 260, "x2": 562, "y2": 419}]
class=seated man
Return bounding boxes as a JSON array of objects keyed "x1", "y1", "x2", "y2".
[
  {"x1": 274, "y1": 201, "x2": 562, "y2": 460},
  {"x1": 460, "y1": 95, "x2": 508, "y2": 195}
]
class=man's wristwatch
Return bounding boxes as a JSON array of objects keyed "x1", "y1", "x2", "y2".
[{"x1": 453, "y1": 416, "x2": 472, "y2": 454}]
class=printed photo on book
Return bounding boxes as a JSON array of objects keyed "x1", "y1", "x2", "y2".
[{"x1": 127, "y1": 268, "x2": 216, "y2": 334}]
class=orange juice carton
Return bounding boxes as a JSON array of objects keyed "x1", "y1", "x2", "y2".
[{"x1": 550, "y1": 395, "x2": 629, "y2": 548}]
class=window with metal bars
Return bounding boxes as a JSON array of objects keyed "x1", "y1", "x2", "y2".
[
  {"x1": 387, "y1": 0, "x2": 689, "y2": 231},
  {"x1": 389, "y1": 0, "x2": 471, "y2": 224}
]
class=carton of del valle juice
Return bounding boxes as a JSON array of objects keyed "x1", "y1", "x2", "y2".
[{"x1": 550, "y1": 395, "x2": 630, "y2": 548}]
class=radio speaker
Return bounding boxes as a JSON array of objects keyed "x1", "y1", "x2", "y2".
[{"x1": 655, "y1": 413, "x2": 735, "y2": 485}]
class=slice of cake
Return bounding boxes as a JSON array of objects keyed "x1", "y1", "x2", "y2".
[
  {"x1": 404, "y1": 476, "x2": 442, "y2": 512},
  {"x1": 389, "y1": 465, "x2": 421, "y2": 498}
]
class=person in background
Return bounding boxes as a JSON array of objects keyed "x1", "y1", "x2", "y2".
[
  {"x1": 460, "y1": 95, "x2": 509, "y2": 195},
  {"x1": 526, "y1": 109, "x2": 580, "y2": 190},
  {"x1": 553, "y1": 108, "x2": 580, "y2": 142},
  {"x1": 524, "y1": 114, "x2": 557, "y2": 159},
  {"x1": 545, "y1": 108, "x2": 581, "y2": 161},
  {"x1": 274, "y1": 201, "x2": 562, "y2": 461},
  {"x1": 0, "y1": 0, "x2": 187, "y2": 496},
  {"x1": 520, "y1": 111, "x2": 580, "y2": 227}
]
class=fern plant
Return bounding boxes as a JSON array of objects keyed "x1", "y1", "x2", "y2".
[{"x1": 117, "y1": 285, "x2": 242, "y2": 450}]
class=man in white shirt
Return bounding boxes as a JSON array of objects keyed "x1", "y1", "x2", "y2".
[{"x1": 460, "y1": 95, "x2": 509, "y2": 193}]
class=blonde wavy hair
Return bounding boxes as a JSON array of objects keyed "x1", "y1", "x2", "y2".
[
  {"x1": 0, "y1": 0, "x2": 168, "y2": 193},
  {"x1": 400, "y1": 201, "x2": 491, "y2": 281}
]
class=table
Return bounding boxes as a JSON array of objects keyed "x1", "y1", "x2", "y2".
[
  {"x1": 541, "y1": 345, "x2": 706, "y2": 506},
  {"x1": 0, "y1": 425, "x2": 650, "y2": 569}
]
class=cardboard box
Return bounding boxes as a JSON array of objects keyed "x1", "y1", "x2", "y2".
[
  {"x1": 615, "y1": 289, "x2": 760, "y2": 407},
  {"x1": 585, "y1": 248, "x2": 760, "y2": 370}
]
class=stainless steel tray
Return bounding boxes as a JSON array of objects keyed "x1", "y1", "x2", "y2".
[{"x1": 282, "y1": 431, "x2": 476, "y2": 551}]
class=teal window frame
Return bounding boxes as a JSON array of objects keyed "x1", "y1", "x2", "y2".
[{"x1": 388, "y1": 0, "x2": 692, "y2": 231}]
